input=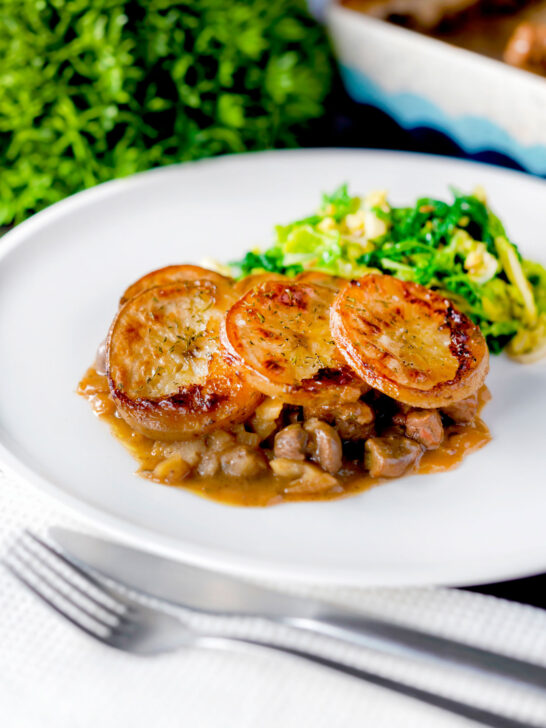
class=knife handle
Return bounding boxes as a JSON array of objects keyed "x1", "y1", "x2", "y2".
[{"x1": 281, "y1": 614, "x2": 546, "y2": 691}]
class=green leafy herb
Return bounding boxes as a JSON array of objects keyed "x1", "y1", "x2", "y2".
[{"x1": 0, "y1": 0, "x2": 333, "y2": 225}]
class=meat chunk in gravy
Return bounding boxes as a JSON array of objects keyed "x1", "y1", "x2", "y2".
[
  {"x1": 303, "y1": 400, "x2": 375, "y2": 440},
  {"x1": 196, "y1": 451, "x2": 221, "y2": 478},
  {"x1": 364, "y1": 435, "x2": 422, "y2": 478},
  {"x1": 404, "y1": 409, "x2": 444, "y2": 449},
  {"x1": 145, "y1": 384, "x2": 484, "y2": 488},
  {"x1": 270, "y1": 457, "x2": 339, "y2": 495},
  {"x1": 220, "y1": 445, "x2": 267, "y2": 478},
  {"x1": 441, "y1": 393, "x2": 479, "y2": 423},
  {"x1": 152, "y1": 453, "x2": 192, "y2": 483},
  {"x1": 206, "y1": 430, "x2": 236, "y2": 452},
  {"x1": 274, "y1": 424, "x2": 308, "y2": 461},
  {"x1": 303, "y1": 418, "x2": 343, "y2": 474}
]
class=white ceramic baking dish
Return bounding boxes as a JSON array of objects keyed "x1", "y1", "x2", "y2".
[{"x1": 327, "y1": 3, "x2": 546, "y2": 176}]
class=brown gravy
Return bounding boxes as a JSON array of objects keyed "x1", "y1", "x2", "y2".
[{"x1": 78, "y1": 367, "x2": 491, "y2": 507}]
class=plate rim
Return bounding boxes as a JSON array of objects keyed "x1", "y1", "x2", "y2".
[{"x1": 1, "y1": 147, "x2": 545, "y2": 587}]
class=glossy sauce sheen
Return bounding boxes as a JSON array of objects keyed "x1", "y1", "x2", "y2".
[{"x1": 78, "y1": 368, "x2": 491, "y2": 507}]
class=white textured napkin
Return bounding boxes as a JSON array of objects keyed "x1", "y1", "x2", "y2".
[{"x1": 1, "y1": 467, "x2": 545, "y2": 728}]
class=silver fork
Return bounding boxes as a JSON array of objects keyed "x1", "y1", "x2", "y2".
[{"x1": 3, "y1": 532, "x2": 538, "y2": 728}]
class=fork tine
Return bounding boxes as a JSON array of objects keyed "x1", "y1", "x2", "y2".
[
  {"x1": 16, "y1": 537, "x2": 123, "y2": 619},
  {"x1": 24, "y1": 530, "x2": 134, "y2": 613},
  {"x1": 7, "y1": 543, "x2": 123, "y2": 631},
  {"x1": 4, "y1": 557, "x2": 108, "y2": 641}
]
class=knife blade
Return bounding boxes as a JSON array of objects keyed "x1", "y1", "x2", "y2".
[
  {"x1": 50, "y1": 526, "x2": 546, "y2": 689},
  {"x1": 50, "y1": 526, "x2": 316, "y2": 619}
]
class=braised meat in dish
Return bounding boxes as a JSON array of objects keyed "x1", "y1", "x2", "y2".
[{"x1": 342, "y1": 0, "x2": 546, "y2": 76}]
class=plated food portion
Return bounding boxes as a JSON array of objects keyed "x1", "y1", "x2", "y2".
[
  {"x1": 80, "y1": 260, "x2": 491, "y2": 505},
  {"x1": 79, "y1": 184, "x2": 546, "y2": 506},
  {"x1": 81, "y1": 182, "x2": 546, "y2": 506}
]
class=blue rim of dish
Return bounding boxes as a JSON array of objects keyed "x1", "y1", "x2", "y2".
[{"x1": 339, "y1": 64, "x2": 546, "y2": 178}]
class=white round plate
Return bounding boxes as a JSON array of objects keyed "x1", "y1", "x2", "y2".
[{"x1": 1, "y1": 149, "x2": 545, "y2": 586}]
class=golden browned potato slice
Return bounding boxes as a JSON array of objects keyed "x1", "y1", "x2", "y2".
[
  {"x1": 331, "y1": 274, "x2": 489, "y2": 408},
  {"x1": 120, "y1": 264, "x2": 233, "y2": 305},
  {"x1": 108, "y1": 280, "x2": 262, "y2": 439},
  {"x1": 295, "y1": 271, "x2": 346, "y2": 290},
  {"x1": 222, "y1": 280, "x2": 364, "y2": 405},
  {"x1": 233, "y1": 272, "x2": 286, "y2": 296}
]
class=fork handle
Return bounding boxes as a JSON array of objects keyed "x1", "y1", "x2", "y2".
[{"x1": 201, "y1": 635, "x2": 537, "y2": 728}]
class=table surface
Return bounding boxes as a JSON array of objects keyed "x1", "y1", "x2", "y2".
[{"x1": 301, "y1": 78, "x2": 546, "y2": 609}]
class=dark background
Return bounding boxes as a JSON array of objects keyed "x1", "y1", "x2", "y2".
[
  {"x1": 305, "y1": 76, "x2": 546, "y2": 610},
  {"x1": 303, "y1": 77, "x2": 533, "y2": 173}
]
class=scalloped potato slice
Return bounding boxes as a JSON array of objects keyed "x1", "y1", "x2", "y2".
[
  {"x1": 108, "y1": 280, "x2": 261, "y2": 439},
  {"x1": 120, "y1": 264, "x2": 232, "y2": 305},
  {"x1": 233, "y1": 272, "x2": 285, "y2": 296},
  {"x1": 331, "y1": 274, "x2": 489, "y2": 408},
  {"x1": 295, "y1": 271, "x2": 346, "y2": 290},
  {"x1": 222, "y1": 281, "x2": 363, "y2": 405}
]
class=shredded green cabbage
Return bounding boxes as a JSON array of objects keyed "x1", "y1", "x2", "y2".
[{"x1": 230, "y1": 185, "x2": 546, "y2": 360}]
